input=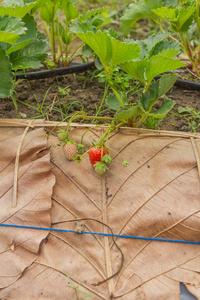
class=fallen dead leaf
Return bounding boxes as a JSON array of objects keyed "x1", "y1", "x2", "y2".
[{"x1": 0, "y1": 121, "x2": 200, "y2": 299}]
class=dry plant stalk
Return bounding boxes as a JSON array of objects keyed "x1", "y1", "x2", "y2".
[
  {"x1": 190, "y1": 137, "x2": 200, "y2": 181},
  {"x1": 13, "y1": 120, "x2": 33, "y2": 207}
]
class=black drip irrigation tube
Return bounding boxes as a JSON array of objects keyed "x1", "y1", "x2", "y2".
[
  {"x1": 15, "y1": 62, "x2": 95, "y2": 81},
  {"x1": 15, "y1": 61, "x2": 200, "y2": 92}
]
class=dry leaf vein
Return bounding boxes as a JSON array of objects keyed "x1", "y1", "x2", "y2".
[
  {"x1": 107, "y1": 138, "x2": 183, "y2": 207},
  {"x1": 115, "y1": 207, "x2": 200, "y2": 288},
  {"x1": 34, "y1": 261, "x2": 107, "y2": 300},
  {"x1": 110, "y1": 165, "x2": 196, "y2": 249},
  {"x1": 115, "y1": 253, "x2": 200, "y2": 298},
  {"x1": 51, "y1": 161, "x2": 101, "y2": 210},
  {"x1": 52, "y1": 197, "x2": 104, "y2": 247},
  {"x1": 50, "y1": 232, "x2": 106, "y2": 280}
]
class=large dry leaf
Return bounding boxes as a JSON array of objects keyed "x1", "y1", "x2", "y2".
[
  {"x1": 1, "y1": 123, "x2": 200, "y2": 299},
  {"x1": 0, "y1": 120, "x2": 55, "y2": 289}
]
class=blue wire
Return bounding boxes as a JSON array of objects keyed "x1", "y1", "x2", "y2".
[{"x1": 0, "y1": 223, "x2": 200, "y2": 245}]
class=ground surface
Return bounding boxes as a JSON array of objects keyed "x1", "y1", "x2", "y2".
[{"x1": 1, "y1": 69, "x2": 200, "y2": 132}]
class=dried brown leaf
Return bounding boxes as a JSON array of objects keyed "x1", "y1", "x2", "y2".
[
  {"x1": 1, "y1": 123, "x2": 200, "y2": 299},
  {"x1": 0, "y1": 120, "x2": 55, "y2": 289}
]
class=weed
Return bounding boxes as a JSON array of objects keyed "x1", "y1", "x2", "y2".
[
  {"x1": 16, "y1": 87, "x2": 52, "y2": 119},
  {"x1": 66, "y1": 273, "x2": 93, "y2": 300},
  {"x1": 178, "y1": 106, "x2": 200, "y2": 132}
]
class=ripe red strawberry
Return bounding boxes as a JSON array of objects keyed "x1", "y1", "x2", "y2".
[
  {"x1": 88, "y1": 146, "x2": 109, "y2": 167},
  {"x1": 63, "y1": 141, "x2": 77, "y2": 161}
]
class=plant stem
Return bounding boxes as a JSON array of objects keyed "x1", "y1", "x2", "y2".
[
  {"x1": 155, "y1": 20, "x2": 182, "y2": 46},
  {"x1": 196, "y1": 0, "x2": 200, "y2": 38},
  {"x1": 95, "y1": 83, "x2": 109, "y2": 118},
  {"x1": 65, "y1": 19, "x2": 69, "y2": 62},
  {"x1": 134, "y1": 114, "x2": 148, "y2": 127},
  {"x1": 105, "y1": 70, "x2": 125, "y2": 108},
  {"x1": 80, "y1": 124, "x2": 109, "y2": 144},
  {"x1": 51, "y1": 6, "x2": 56, "y2": 63},
  {"x1": 179, "y1": 30, "x2": 200, "y2": 76},
  {"x1": 57, "y1": 19, "x2": 63, "y2": 62},
  {"x1": 67, "y1": 42, "x2": 85, "y2": 66},
  {"x1": 196, "y1": 0, "x2": 200, "y2": 66},
  {"x1": 43, "y1": 22, "x2": 51, "y2": 45}
]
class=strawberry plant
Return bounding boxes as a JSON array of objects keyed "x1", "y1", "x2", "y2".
[
  {"x1": 71, "y1": 23, "x2": 186, "y2": 127},
  {"x1": 49, "y1": 23, "x2": 187, "y2": 175},
  {"x1": 121, "y1": 0, "x2": 200, "y2": 75},
  {"x1": 0, "y1": 0, "x2": 49, "y2": 98},
  {"x1": 39, "y1": 0, "x2": 111, "y2": 66}
]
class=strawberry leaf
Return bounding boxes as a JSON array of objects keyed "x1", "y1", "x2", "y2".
[
  {"x1": 0, "y1": 15, "x2": 26, "y2": 44},
  {"x1": 145, "y1": 55, "x2": 185, "y2": 83},
  {"x1": 158, "y1": 73, "x2": 178, "y2": 98},
  {"x1": 0, "y1": 48, "x2": 13, "y2": 98},
  {"x1": 120, "y1": 58, "x2": 148, "y2": 84},
  {"x1": 114, "y1": 107, "x2": 141, "y2": 122},
  {"x1": 106, "y1": 92, "x2": 128, "y2": 111},
  {"x1": 137, "y1": 81, "x2": 159, "y2": 112},
  {"x1": 5, "y1": 14, "x2": 38, "y2": 55},
  {"x1": 0, "y1": 1, "x2": 36, "y2": 18},
  {"x1": 120, "y1": 1, "x2": 161, "y2": 34},
  {"x1": 9, "y1": 32, "x2": 49, "y2": 70},
  {"x1": 71, "y1": 23, "x2": 141, "y2": 70},
  {"x1": 60, "y1": 0, "x2": 79, "y2": 21},
  {"x1": 150, "y1": 97, "x2": 175, "y2": 118}
]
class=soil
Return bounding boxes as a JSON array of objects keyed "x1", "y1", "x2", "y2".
[{"x1": 1, "y1": 68, "x2": 200, "y2": 132}]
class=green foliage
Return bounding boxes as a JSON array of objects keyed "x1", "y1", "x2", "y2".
[
  {"x1": 5, "y1": 14, "x2": 38, "y2": 54},
  {"x1": 0, "y1": 0, "x2": 48, "y2": 98},
  {"x1": 152, "y1": 6, "x2": 196, "y2": 32},
  {"x1": 120, "y1": 0, "x2": 200, "y2": 75},
  {"x1": 120, "y1": 1, "x2": 161, "y2": 35},
  {"x1": 78, "y1": 7, "x2": 111, "y2": 28},
  {"x1": 114, "y1": 74, "x2": 176, "y2": 125},
  {"x1": 61, "y1": 0, "x2": 79, "y2": 21},
  {"x1": 71, "y1": 22, "x2": 141, "y2": 70},
  {"x1": 0, "y1": 0, "x2": 37, "y2": 18},
  {"x1": 178, "y1": 106, "x2": 200, "y2": 132},
  {"x1": 39, "y1": 1, "x2": 112, "y2": 65},
  {"x1": 121, "y1": 40, "x2": 185, "y2": 88},
  {"x1": 0, "y1": 15, "x2": 26, "y2": 44},
  {"x1": 10, "y1": 32, "x2": 48, "y2": 69},
  {"x1": 0, "y1": 48, "x2": 13, "y2": 98},
  {"x1": 114, "y1": 106, "x2": 141, "y2": 122},
  {"x1": 72, "y1": 22, "x2": 183, "y2": 127},
  {"x1": 106, "y1": 92, "x2": 128, "y2": 110}
]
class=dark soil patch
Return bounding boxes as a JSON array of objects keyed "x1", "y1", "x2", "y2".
[{"x1": 1, "y1": 70, "x2": 200, "y2": 132}]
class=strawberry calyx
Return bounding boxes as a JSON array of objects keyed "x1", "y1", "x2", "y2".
[
  {"x1": 63, "y1": 140, "x2": 76, "y2": 146},
  {"x1": 101, "y1": 154, "x2": 112, "y2": 164},
  {"x1": 94, "y1": 162, "x2": 108, "y2": 175},
  {"x1": 123, "y1": 160, "x2": 129, "y2": 167},
  {"x1": 76, "y1": 143, "x2": 85, "y2": 153}
]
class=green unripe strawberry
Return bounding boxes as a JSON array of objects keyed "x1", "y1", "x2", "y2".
[
  {"x1": 57, "y1": 130, "x2": 68, "y2": 141},
  {"x1": 94, "y1": 162, "x2": 108, "y2": 175}
]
